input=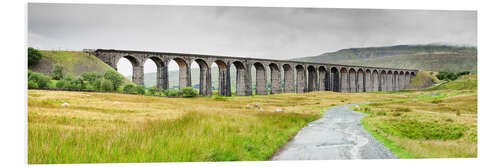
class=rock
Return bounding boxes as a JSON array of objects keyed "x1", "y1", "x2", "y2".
[
  {"x1": 113, "y1": 101, "x2": 120, "y2": 104},
  {"x1": 61, "y1": 102, "x2": 69, "y2": 107},
  {"x1": 275, "y1": 108, "x2": 283, "y2": 112}
]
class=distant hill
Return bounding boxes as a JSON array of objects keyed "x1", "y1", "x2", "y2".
[
  {"x1": 28, "y1": 50, "x2": 132, "y2": 83},
  {"x1": 291, "y1": 45, "x2": 477, "y2": 73}
]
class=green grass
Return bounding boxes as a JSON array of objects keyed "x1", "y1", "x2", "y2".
[
  {"x1": 29, "y1": 50, "x2": 133, "y2": 84},
  {"x1": 29, "y1": 90, "x2": 396, "y2": 164},
  {"x1": 29, "y1": 111, "x2": 319, "y2": 163},
  {"x1": 353, "y1": 74, "x2": 477, "y2": 158}
]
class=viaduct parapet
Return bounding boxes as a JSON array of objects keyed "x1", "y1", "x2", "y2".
[{"x1": 94, "y1": 49, "x2": 418, "y2": 96}]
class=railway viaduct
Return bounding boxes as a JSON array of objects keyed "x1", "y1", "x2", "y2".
[{"x1": 94, "y1": 49, "x2": 418, "y2": 96}]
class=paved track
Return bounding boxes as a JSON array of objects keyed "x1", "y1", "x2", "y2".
[{"x1": 271, "y1": 104, "x2": 397, "y2": 160}]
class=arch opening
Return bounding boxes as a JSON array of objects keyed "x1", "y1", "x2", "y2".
[
  {"x1": 283, "y1": 64, "x2": 294, "y2": 93},
  {"x1": 307, "y1": 66, "x2": 318, "y2": 92},
  {"x1": 254, "y1": 62, "x2": 267, "y2": 95},
  {"x1": 357, "y1": 69, "x2": 364, "y2": 92},
  {"x1": 295, "y1": 65, "x2": 306, "y2": 93},
  {"x1": 348, "y1": 68, "x2": 357, "y2": 93},
  {"x1": 269, "y1": 63, "x2": 282, "y2": 94}
]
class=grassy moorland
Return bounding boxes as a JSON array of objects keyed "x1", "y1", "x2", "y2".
[
  {"x1": 28, "y1": 90, "x2": 403, "y2": 164},
  {"x1": 27, "y1": 73, "x2": 477, "y2": 163},
  {"x1": 353, "y1": 74, "x2": 477, "y2": 158}
]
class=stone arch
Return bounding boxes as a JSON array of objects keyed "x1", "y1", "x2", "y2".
[
  {"x1": 144, "y1": 56, "x2": 167, "y2": 90},
  {"x1": 365, "y1": 69, "x2": 372, "y2": 92},
  {"x1": 404, "y1": 71, "x2": 410, "y2": 89},
  {"x1": 380, "y1": 70, "x2": 386, "y2": 92},
  {"x1": 387, "y1": 71, "x2": 393, "y2": 92},
  {"x1": 213, "y1": 60, "x2": 230, "y2": 96},
  {"x1": 357, "y1": 69, "x2": 364, "y2": 92},
  {"x1": 331, "y1": 67, "x2": 340, "y2": 92},
  {"x1": 348, "y1": 68, "x2": 357, "y2": 92},
  {"x1": 283, "y1": 64, "x2": 294, "y2": 93},
  {"x1": 233, "y1": 61, "x2": 247, "y2": 96},
  {"x1": 296, "y1": 65, "x2": 306, "y2": 93},
  {"x1": 318, "y1": 66, "x2": 328, "y2": 91},
  {"x1": 254, "y1": 62, "x2": 267, "y2": 95},
  {"x1": 393, "y1": 71, "x2": 399, "y2": 91},
  {"x1": 269, "y1": 63, "x2": 282, "y2": 94},
  {"x1": 373, "y1": 70, "x2": 379, "y2": 92},
  {"x1": 192, "y1": 59, "x2": 211, "y2": 96},
  {"x1": 399, "y1": 71, "x2": 405, "y2": 90},
  {"x1": 307, "y1": 65, "x2": 318, "y2": 92},
  {"x1": 340, "y1": 68, "x2": 349, "y2": 92},
  {"x1": 172, "y1": 57, "x2": 191, "y2": 90},
  {"x1": 117, "y1": 55, "x2": 144, "y2": 85}
]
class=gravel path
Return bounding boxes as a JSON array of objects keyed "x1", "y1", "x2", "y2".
[{"x1": 271, "y1": 103, "x2": 397, "y2": 160}]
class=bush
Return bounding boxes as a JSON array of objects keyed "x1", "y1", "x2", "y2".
[
  {"x1": 28, "y1": 80, "x2": 38, "y2": 89},
  {"x1": 135, "y1": 85, "x2": 146, "y2": 95},
  {"x1": 180, "y1": 87, "x2": 197, "y2": 97},
  {"x1": 51, "y1": 64, "x2": 64, "y2": 80},
  {"x1": 92, "y1": 78, "x2": 103, "y2": 90},
  {"x1": 148, "y1": 86, "x2": 162, "y2": 95},
  {"x1": 168, "y1": 89, "x2": 179, "y2": 97},
  {"x1": 69, "y1": 77, "x2": 85, "y2": 90},
  {"x1": 81, "y1": 72, "x2": 103, "y2": 82},
  {"x1": 162, "y1": 89, "x2": 170, "y2": 96},
  {"x1": 104, "y1": 70, "x2": 123, "y2": 91},
  {"x1": 28, "y1": 71, "x2": 50, "y2": 88},
  {"x1": 28, "y1": 47, "x2": 43, "y2": 66},
  {"x1": 436, "y1": 71, "x2": 470, "y2": 81},
  {"x1": 100, "y1": 79, "x2": 114, "y2": 92},
  {"x1": 56, "y1": 79, "x2": 69, "y2": 88},
  {"x1": 123, "y1": 84, "x2": 136, "y2": 94}
]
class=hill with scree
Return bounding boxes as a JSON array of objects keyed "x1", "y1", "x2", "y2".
[{"x1": 292, "y1": 44, "x2": 477, "y2": 73}]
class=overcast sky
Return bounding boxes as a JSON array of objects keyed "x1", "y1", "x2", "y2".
[{"x1": 28, "y1": 3, "x2": 477, "y2": 76}]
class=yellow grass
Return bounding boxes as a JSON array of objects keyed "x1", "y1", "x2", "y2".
[{"x1": 28, "y1": 90, "x2": 400, "y2": 163}]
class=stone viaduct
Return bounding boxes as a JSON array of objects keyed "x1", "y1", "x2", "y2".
[{"x1": 94, "y1": 49, "x2": 418, "y2": 96}]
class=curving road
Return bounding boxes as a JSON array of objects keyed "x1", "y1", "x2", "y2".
[{"x1": 271, "y1": 104, "x2": 397, "y2": 160}]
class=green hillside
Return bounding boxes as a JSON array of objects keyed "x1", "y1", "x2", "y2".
[
  {"x1": 28, "y1": 50, "x2": 132, "y2": 83},
  {"x1": 292, "y1": 45, "x2": 477, "y2": 73}
]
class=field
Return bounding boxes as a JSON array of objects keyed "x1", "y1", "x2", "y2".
[
  {"x1": 27, "y1": 74, "x2": 477, "y2": 163},
  {"x1": 354, "y1": 74, "x2": 477, "y2": 158},
  {"x1": 28, "y1": 90, "x2": 402, "y2": 163}
]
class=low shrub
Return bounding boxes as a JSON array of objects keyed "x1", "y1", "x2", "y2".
[
  {"x1": 69, "y1": 77, "x2": 85, "y2": 90},
  {"x1": 162, "y1": 89, "x2": 170, "y2": 96},
  {"x1": 180, "y1": 87, "x2": 197, "y2": 97},
  {"x1": 81, "y1": 72, "x2": 103, "y2": 83},
  {"x1": 123, "y1": 84, "x2": 136, "y2": 94},
  {"x1": 28, "y1": 71, "x2": 50, "y2": 88},
  {"x1": 148, "y1": 86, "x2": 162, "y2": 96},
  {"x1": 28, "y1": 80, "x2": 39, "y2": 89},
  {"x1": 100, "y1": 79, "x2": 114, "y2": 92},
  {"x1": 135, "y1": 85, "x2": 146, "y2": 95},
  {"x1": 56, "y1": 79, "x2": 69, "y2": 89},
  {"x1": 168, "y1": 89, "x2": 179, "y2": 97}
]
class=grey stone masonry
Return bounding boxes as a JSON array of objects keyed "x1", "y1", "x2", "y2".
[{"x1": 94, "y1": 49, "x2": 417, "y2": 96}]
